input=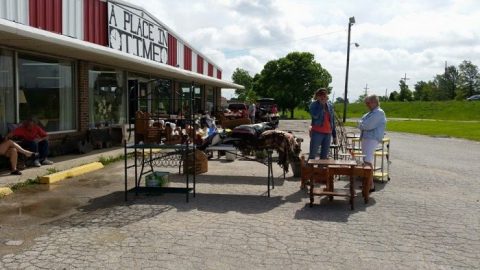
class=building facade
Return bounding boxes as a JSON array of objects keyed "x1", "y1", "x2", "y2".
[{"x1": 0, "y1": 0, "x2": 241, "y2": 150}]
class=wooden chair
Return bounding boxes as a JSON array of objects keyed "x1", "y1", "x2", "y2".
[{"x1": 135, "y1": 111, "x2": 150, "y2": 143}]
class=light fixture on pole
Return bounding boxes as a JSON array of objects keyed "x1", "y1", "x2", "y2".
[{"x1": 342, "y1": 16, "x2": 355, "y2": 123}]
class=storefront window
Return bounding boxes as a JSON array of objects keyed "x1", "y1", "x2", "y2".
[
  {"x1": 18, "y1": 54, "x2": 75, "y2": 132},
  {"x1": 153, "y1": 79, "x2": 172, "y2": 114},
  {"x1": 127, "y1": 73, "x2": 171, "y2": 122},
  {"x1": 206, "y1": 86, "x2": 214, "y2": 115},
  {"x1": 180, "y1": 83, "x2": 203, "y2": 114},
  {"x1": 89, "y1": 66, "x2": 125, "y2": 127},
  {"x1": 0, "y1": 49, "x2": 15, "y2": 134},
  {"x1": 179, "y1": 83, "x2": 192, "y2": 115}
]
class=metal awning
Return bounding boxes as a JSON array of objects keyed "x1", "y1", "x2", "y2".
[{"x1": 0, "y1": 19, "x2": 244, "y2": 89}]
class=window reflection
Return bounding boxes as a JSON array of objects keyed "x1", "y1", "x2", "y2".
[
  {"x1": 18, "y1": 54, "x2": 75, "y2": 132},
  {"x1": 0, "y1": 49, "x2": 15, "y2": 134},
  {"x1": 89, "y1": 66, "x2": 125, "y2": 127}
]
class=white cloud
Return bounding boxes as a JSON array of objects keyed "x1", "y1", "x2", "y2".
[{"x1": 125, "y1": 0, "x2": 480, "y2": 100}]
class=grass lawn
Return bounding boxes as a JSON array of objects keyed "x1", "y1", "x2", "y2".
[
  {"x1": 335, "y1": 101, "x2": 480, "y2": 121},
  {"x1": 283, "y1": 101, "x2": 480, "y2": 141},
  {"x1": 287, "y1": 101, "x2": 480, "y2": 121},
  {"x1": 344, "y1": 120, "x2": 480, "y2": 141}
]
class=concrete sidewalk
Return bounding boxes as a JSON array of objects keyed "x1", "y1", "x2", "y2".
[{"x1": 0, "y1": 147, "x2": 125, "y2": 188}]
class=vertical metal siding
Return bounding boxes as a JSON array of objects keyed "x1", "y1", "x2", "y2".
[
  {"x1": 29, "y1": 0, "x2": 62, "y2": 33},
  {"x1": 84, "y1": 0, "x2": 107, "y2": 46},
  {"x1": 208, "y1": 63, "x2": 213, "y2": 77},
  {"x1": 217, "y1": 70, "x2": 222, "y2": 79},
  {"x1": 192, "y1": 51, "x2": 197, "y2": 73},
  {"x1": 62, "y1": 0, "x2": 83, "y2": 39},
  {"x1": 177, "y1": 42, "x2": 184, "y2": 69},
  {"x1": 167, "y1": 34, "x2": 178, "y2": 67},
  {"x1": 197, "y1": 55, "x2": 203, "y2": 74},
  {"x1": 184, "y1": 46, "x2": 192, "y2": 71},
  {"x1": 0, "y1": 0, "x2": 29, "y2": 24}
]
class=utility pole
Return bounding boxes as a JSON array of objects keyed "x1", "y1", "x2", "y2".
[
  {"x1": 401, "y1": 73, "x2": 410, "y2": 83},
  {"x1": 342, "y1": 16, "x2": 356, "y2": 123},
  {"x1": 363, "y1": 83, "x2": 369, "y2": 96}
]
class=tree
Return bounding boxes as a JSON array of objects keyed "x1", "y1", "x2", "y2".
[
  {"x1": 413, "y1": 80, "x2": 434, "y2": 101},
  {"x1": 398, "y1": 80, "x2": 413, "y2": 101},
  {"x1": 356, "y1": 92, "x2": 367, "y2": 103},
  {"x1": 231, "y1": 68, "x2": 253, "y2": 101},
  {"x1": 253, "y1": 52, "x2": 331, "y2": 119},
  {"x1": 335, "y1": 97, "x2": 348, "y2": 104},
  {"x1": 389, "y1": 91, "x2": 399, "y2": 101},
  {"x1": 433, "y1": 65, "x2": 459, "y2": 100},
  {"x1": 458, "y1": 60, "x2": 480, "y2": 99},
  {"x1": 379, "y1": 96, "x2": 389, "y2": 102}
]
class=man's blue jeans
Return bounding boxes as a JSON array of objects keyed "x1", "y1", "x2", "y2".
[
  {"x1": 309, "y1": 132, "x2": 331, "y2": 160},
  {"x1": 21, "y1": 139, "x2": 49, "y2": 161}
]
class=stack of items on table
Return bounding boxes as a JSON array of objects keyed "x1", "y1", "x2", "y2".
[
  {"x1": 135, "y1": 111, "x2": 185, "y2": 145},
  {"x1": 215, "y1": 111, "x2": 251, "y2": 130},
  {"x1": 199, "y1": 122, "x2": 303, "y2": 172}
]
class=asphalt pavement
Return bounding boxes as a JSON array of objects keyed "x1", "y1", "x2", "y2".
[{"x1": 0, "y1": 120, "x2": 479, "y2": 269}]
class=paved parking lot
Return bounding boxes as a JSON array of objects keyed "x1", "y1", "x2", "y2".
[{"x1": 0, "y1": 120, "x2": 479, "y2": 269}]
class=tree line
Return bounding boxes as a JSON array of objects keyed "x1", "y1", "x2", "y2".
[
  {"x1": 389, "y1": 60, "x2": 479, "y2": 102},
  {"x1": 232, "y1": 52, "x2": 332, "y2": 119}
]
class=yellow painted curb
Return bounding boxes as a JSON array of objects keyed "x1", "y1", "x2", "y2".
[
  {"x1": 0, "y1": 187, "x2": 13, "y2": 197},
  {"x1": 39, "y1": 162, "x2": 104, "y2": 184}
]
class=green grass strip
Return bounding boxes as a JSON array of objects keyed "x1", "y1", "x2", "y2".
[{"x1": 344, "y1": 120, "x2": 480, "y2": 141}]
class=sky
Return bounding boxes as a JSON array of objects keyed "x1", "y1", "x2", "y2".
[{"x1": 124, "y1": 0, "x2": 480, "y2": 101}]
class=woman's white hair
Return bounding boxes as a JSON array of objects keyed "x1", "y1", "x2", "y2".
[{"x1": 364, "y1": 94, "x2": 380, "y2": 106}]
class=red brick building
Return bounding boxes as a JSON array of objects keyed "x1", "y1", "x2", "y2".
[{"x1": 0, "y1": 0, "x2": 241, "y2": 150}]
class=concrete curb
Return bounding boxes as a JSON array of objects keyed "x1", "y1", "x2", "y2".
[
  {"x1": 39, "y1": 162, "x2": 104, "y2": 184},
  {"x1": 0, "y1": 187, "x2": 13, "y2": 197}
]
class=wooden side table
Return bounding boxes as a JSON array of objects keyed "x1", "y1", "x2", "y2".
[{"x1": 307, "y1": 159, "x2": 371, "y2": 210}]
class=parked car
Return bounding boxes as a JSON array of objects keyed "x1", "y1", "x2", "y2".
[
  {"x1": 466, "y1": 94, "x2": 480, "y2": 101},
  {"x1": 227, "y1": 103, "x2": 249, "y2": 118},
  {"x1": 255, "y1": 98, "x2": 279, "y2": 127}
]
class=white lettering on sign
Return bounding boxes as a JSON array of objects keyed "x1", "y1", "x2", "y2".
[{"x1": 108, "y1": 2, "x2": 168, "y2": 64}]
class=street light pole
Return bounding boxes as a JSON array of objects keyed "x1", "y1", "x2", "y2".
[{"x1": 342, "y1": 16, "x2": 355, "y2": 123}]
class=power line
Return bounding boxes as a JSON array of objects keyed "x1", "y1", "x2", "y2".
[
  {"x1": 401, "y1": 73, "x2": 410, "y2": 82},
  {"x1": 363, "y1": 83, "x2": 369, "y2": 96}
]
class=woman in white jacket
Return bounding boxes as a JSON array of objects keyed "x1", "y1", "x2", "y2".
[{"x1": 358, "y1": 95, "x2": 387, "y2": 192}]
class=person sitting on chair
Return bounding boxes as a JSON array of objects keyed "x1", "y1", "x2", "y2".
[
  {"x1": 9, "y1": 118, "x2": 54, "y2": 167},
  {"x1": 0, "y1": 135, "x2": 38, "y2": 175}
]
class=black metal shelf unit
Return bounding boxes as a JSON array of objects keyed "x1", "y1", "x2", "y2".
[{"x1": 123, "y1": 80, "x2": 197, "y2": 202}]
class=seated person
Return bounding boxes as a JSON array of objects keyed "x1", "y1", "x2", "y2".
[
  {"x1": 0, "y1": 136, "x2": 37, "y2": 175},
  {"x1": 9, "y1": 118, "x2": 54, "y2": 167}
]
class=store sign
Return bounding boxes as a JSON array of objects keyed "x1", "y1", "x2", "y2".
[{"x1": 108, "y1": 2, "x2": 168, "y2": 64}]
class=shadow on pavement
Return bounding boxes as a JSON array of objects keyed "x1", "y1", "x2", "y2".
[
  {"x1": 169, "y1": 174, "x2": 285, "y2": 187},
  {"x1": 164, "y1": 192, "x2": 285, "y2": 214},
  {"x1": 294, "y1": 195, "x2": 377, "y2": 222}
]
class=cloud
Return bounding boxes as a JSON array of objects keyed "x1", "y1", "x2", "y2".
[{"x1": 124, "y1": 0, "x2": 480, "y2": 100}]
